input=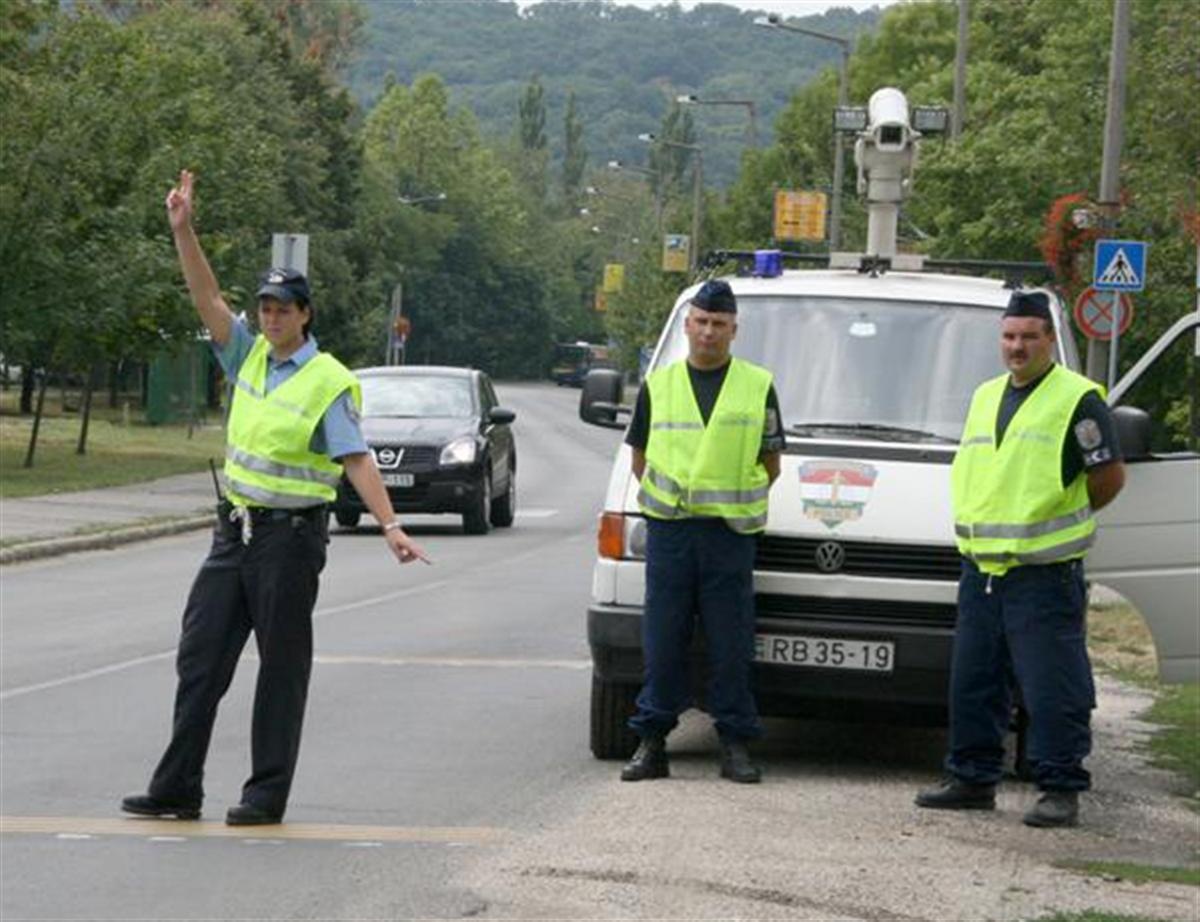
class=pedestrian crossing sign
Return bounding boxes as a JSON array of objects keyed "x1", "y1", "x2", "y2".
[{"x1": 1093, "y1": 239, "x2": 1147, "y2": 292}]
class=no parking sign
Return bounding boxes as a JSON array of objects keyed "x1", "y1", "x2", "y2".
[{"x1": 1074, "y1": 286, "x2": 1133, "y2": 341}]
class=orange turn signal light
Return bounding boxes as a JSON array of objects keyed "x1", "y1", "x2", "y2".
[{"x1": 598, "y1": 512, "x2": 625, "y2": 559}]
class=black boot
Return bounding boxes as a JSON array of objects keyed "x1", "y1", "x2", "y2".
[
  {"x1": 719, "y1": 739, "x2": 762, "y2": 784},
  {"x1": 120, "y1": 792, "x2": 201, "y2": 820},
  {"x1": 1022, "y1": 790, "x2": 1079, "y2": 828},
  {"x1": 620, "y1": 736, "x2": 669, "y2": 781},
  {"x1": 914, "y1": 777, "x2": 996, "y2": 810}
]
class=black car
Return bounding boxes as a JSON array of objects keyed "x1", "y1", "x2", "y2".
[{"x1": 332, "y1": 366, "x2": 517, "y2": 535}]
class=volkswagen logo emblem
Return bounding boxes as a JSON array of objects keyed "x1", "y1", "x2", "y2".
[
  {"x1": 375, "y1": 447, "x2": 402, "y2": 468},
  {"x1": 814, "y1": 541, "x2": 846, "y2": 573}
]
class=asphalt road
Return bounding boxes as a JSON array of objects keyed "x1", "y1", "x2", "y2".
[{"x1": 2, "y1": 382, "x2": 1196, "y2": 921}]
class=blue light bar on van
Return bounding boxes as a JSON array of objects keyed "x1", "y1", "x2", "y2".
[{"x1": 753, "y1": 249, "x2": 783, "y2": 278}]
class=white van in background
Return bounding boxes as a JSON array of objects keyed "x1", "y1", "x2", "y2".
[{"x1": 579, "y1": 88, "x2": 1199, "y2": 760}]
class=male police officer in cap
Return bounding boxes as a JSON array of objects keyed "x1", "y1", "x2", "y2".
[
  {"x1": 916, "y1": 289, "x2": 1125, "y2": 827},
  {"x1": 621, "y1": 279, "x2": 784, "y2": 783},
  {"x1": 121, "y1": 169, "x2": 429, "y2": 826}
]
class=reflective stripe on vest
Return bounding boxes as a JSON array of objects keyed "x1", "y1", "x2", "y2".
[
  {"x1": 223, "y1": 336, "x2": 361, "y2": 508},
  {"x1": 951, "y1": 364, "x2": 1102, "y2": 576},
  {"x1": 639, "y1": 358, "x2": 773, "y2": 534}
]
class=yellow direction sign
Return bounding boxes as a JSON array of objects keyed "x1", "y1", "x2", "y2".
[
  {"x1": 774, "y1": 190, "x2": 827, "y2": 242},
  {"x1": 603, "y1": 263, "x2": 625, "y2": 293},
  {"x1": 662, "y1": 234, "x2": 690, "y2": 273}
]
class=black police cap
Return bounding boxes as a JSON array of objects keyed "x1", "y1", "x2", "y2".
[
  {"x1": 1004, "y1": 290, "x2": 1052, "y2": 322},
  {"x1": 690, "y1": 279, "x2": 737, "y2": 314}
]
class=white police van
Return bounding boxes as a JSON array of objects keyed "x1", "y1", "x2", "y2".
[{"x1": 580, "y1": 88, "x2": 1199, "y2": 759}]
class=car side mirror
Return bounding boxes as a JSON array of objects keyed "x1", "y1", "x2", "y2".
[
  {"x1": 580, "y1": 369, "x2": 630, "y2": 429},
  {"x1": 488, "y1": 406, "x2": 516, "y2": 425},
  {"x1": 1112, "y1": 405, "x2": 1152, "y2": 461}
]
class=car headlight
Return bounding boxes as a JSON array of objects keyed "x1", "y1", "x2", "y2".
[{"x1": 439, "y1": 436, "x2": 477, "y2": 466}]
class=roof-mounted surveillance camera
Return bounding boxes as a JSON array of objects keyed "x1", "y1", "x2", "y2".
[{"x1": 868, "y1": 88, "x2": 910, "y2": 152}]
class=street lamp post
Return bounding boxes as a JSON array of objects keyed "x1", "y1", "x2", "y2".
[
  {"x1": 754, "y1": 13, "x2": 851, "y2": 250},
  {"x1": 389, "y1": 191, "x2": 446, "y2": 364},
  {"x1": 638, "y1": 134, "x2": 703, "y2": 272},
  {"x1": 676, "y1": 94, "x2": 759, "y2": 148},
  {"x1": 607, "y1": 160, "x2": 665, "y2": 237}
]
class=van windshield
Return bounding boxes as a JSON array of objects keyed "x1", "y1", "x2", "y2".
[{"x1": 655, "y1": 296, "x2": 1009, "y2": 443}]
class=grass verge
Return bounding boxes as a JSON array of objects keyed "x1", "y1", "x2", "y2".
[
  {"x1": 1145, "y1": 683, "x2": 1200, "y2": 798},
  {"x1": 1055, "y1": 859, "x2": 1200, "y2": 886},
  {"x1": 1, "y1": 415, "x2": 224, "y2": 497},
  {"x1": 1088, "y1": 598, "x2": 1200, "y2": 809},
  {"x1": 1038, "y1": 913, "x2": 1174, "y2": 922}
]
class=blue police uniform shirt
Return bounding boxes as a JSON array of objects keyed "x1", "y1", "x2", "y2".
[{"x1": 214, "y1": 319, "x2": 367, "y2": 460}]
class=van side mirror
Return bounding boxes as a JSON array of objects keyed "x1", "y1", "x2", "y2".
[
  {"x1": 580, "y1": 369, "x2": 630, "y2": 429},
  {"x1": 1112, "y1": 405, "x2": 1152, "y2": 461}
]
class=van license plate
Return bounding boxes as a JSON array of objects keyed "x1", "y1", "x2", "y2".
[
  {"x1": 755, "y1": 634, "x2": 894, "y2": 673},
  {"x1": 382, "y1": 473, "x2": 414, "y2": 487}
]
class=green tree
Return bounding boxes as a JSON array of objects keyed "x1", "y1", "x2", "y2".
[
  {"x1": 562, "y1": 89, "x2": 587, "y2": 211},
  {"x1": 517, "y1": 72, "x2": 548, "y2": 203}
]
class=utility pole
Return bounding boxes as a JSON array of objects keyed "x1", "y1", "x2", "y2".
[
  {"x1": 754, "y1": 15, "x2": 851, "y2": 250},
  {"x1": 952, "y1": 0, "x2": 969, "y2": 139},
  {"x1": 1086, "y1": 0, "x2": 1131, "y2": 383}
]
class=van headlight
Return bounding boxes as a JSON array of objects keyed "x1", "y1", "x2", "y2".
[{"x1": 439, "y1": 437, "x2": 477, "y2": 466}]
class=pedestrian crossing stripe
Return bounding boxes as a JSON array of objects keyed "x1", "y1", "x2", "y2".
[{"x1": 1097, "y1": 248, "x2": 1139, "y2": 286}]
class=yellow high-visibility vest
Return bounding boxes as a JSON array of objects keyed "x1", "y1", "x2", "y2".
[
  {"x1": 224, "y1": 336, "x2": 361, "y2": 508},
  {"x1": 952, "y1": 364, "x2": 1102, "y2": 575},
  {"x1": 639, "y1": 358, "x2": 773, "y2": 534}
]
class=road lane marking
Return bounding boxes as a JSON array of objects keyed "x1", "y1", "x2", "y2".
[
  {"x1": 0, "y1": 651, "x2": 176, "y2": 702},
  {"x1": 0, "y1": 581, "x2": 451, "y2": 701},
  {"x1": 1, "y1": 816, "x2": 504, "y2": 845},
  {"x1": 311, "y1": 654, "x2": 590, "y2": 670},
  {"x1": 514, "y1": 509, "x2": 558, "y2": 519}
]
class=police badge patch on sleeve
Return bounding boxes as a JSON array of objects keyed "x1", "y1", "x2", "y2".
[{"x1": 1074, "y1": 418, "x2": 1103, "y2": 450}]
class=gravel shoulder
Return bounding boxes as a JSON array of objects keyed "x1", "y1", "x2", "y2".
[{"x1": 459, "y1": 675, "x2": 1198, "y2": 920}]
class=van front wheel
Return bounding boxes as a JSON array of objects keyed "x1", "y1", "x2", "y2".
[{"x1": 589, "y1": 674, "x2": 639, "y2": 760}]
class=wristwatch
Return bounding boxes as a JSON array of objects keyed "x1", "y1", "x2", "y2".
[{"x1": 382, "y1": 521, "x2": 403, "y2": 534}]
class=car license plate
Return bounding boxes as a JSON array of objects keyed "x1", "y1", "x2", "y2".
[
  {"x1": 755, "y1": 633, "x2": 894, "y2": 673},
  {"x1": 381, "y1": 473, "x2": 414, "y2": 487}
]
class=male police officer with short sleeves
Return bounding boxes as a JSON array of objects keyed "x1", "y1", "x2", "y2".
[
  {"x1": 621, "y1": 280, "x2": 784, "y2": 784},
  {"x1": 916, "y1": 290, "x2": 1125, "y2": 827},
  {"x1": 121, "y1": 169, "x2": 428, "y2": 826}
]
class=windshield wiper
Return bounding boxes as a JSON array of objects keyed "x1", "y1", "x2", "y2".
[{"x1": 787, "y1": 422, "x2": 958, "y2": 444}]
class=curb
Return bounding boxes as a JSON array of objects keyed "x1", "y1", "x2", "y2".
[{"x1": 0, "y1": 514, "x2": 215, "y2": 565}]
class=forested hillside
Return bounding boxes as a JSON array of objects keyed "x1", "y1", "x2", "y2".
[{"x1": 347, "y1": 0, "x2": 882, "y2": 186}]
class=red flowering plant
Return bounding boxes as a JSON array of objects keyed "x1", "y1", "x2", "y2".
[{"x1": 1038, "y1": 193, "x2": 1103, "y2": 302}]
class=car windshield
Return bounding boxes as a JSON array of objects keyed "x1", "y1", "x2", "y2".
[
  {"x1": 654, "y1": 295, "x2": 1014, "y2": 442},
  {"x1": 359, "y1": 374, "x2": 475, "y2": 418}
]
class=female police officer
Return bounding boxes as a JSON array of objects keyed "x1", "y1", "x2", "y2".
[{"x1": 121, "y1": 170, "x2": 428, "y2": 826}]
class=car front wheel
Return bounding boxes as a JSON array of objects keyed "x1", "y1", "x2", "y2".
[
  {"x1": 462, "y1": 471, "x2": 491, "y2": 535},
  {"x1": 490, "y1": 463, "x2": 516, "y2": 527}
]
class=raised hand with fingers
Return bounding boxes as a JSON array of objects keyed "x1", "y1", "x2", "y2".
[{"x1": 165, "y1": 169, "x2": 193, "y2": 231}]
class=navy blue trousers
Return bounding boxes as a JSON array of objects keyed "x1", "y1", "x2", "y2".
[
  {"x1": 946, "y1": 559, "x2": 1095, "y2": 791},
  {"x1": 148, "y1": 512, "x2": 327, "y2": 813},
  {"x1": 629, "y1": 518, "x2": 762, "y2": 742}
]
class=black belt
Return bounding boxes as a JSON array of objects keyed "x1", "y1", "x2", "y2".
[{"x1": 219, "y1": 501, "x2": 327, "y2": 523}]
